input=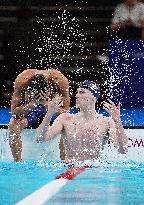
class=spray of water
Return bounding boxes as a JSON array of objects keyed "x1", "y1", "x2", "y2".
[{"x1": 17, "y1": 9, "x2": 87, "y2": 74}]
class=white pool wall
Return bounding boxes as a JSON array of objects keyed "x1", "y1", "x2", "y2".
[{"x1": 0, "y1": 128, "x2": 144, "y2": 162}]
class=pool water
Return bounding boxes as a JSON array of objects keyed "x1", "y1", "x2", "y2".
[{"x1": 1, "y1": 160, "x2": 144, "y2": 205}]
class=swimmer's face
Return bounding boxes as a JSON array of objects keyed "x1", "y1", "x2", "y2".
[{"x1": 76, "y1": 88, "x2": 95, "y2": 109}]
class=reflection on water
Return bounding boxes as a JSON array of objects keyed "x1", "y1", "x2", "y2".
[
  {"x1": 0, "y1": 160, "x2": 144, "y2": 205},
  {"x1": 48, "y1": 161, "x2": 144, "y2": 205}
]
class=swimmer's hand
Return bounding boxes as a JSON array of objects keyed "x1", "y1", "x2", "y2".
[
  {"x1": 48, "y1": 94, "x2": 63, "y2": 116},
  {"x1": 31, "y1": 88, "x2": 50, "y2": 106},
  {"x1": 34, "y1": 92, "x2": 48, "y2": 106},
  {"x1": 103, "y1": 99, "x2": 121, "y2": 122}
]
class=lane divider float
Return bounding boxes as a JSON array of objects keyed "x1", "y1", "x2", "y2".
[{"x1": 16, "y1": 166, "x2": 89, "y2": 205}]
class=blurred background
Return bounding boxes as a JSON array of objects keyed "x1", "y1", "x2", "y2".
[
  {"x1": 0, "y1": 0, "x2": 144, "y2": 113},
  {"x1": 0, "y1": 0, "x2": 121, "y2": 107}
]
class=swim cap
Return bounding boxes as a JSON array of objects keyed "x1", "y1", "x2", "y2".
[{"x1": 79, "y1": 80, "x2": 100, "y2": 99}]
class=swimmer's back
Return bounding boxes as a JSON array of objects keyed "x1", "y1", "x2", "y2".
[
  {"x1": 14, "y1": 69, "x2": 37, "y2": 88},
  {"x1": 14, "y1": 69, "x2": 68, "y2": 90}
]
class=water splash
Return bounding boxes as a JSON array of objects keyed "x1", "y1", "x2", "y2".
[{"x1": 17, "y1": 9, "x2": 87, "y2": 72}]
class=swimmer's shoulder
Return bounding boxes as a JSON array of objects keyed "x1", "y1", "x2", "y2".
[
  {"x1": 46, "y1": 69, "x2": 68, "y2": 82},
  {"x1": 14, "y1": 69, "x2": 36, "y2": 87},
  {"x1": 56, "y1": 112, "x2": 75, "y2": 122},
  {"x1": 48, "y1": 69, "x2": 63, "y2": 76}
]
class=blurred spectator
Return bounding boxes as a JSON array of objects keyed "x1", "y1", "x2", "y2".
[{"x1": 111, "y1": 0, "x2": 144, "y2": 39}]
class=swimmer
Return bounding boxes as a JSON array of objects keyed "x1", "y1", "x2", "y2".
[
  {"x1": 9, "y1": 69, "x2": 70, "y2": 162},
  {"x1": 36, "y1": 80, "x2": 128, "y2": 163}
]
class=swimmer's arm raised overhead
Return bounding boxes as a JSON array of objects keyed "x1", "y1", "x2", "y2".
[
  {"x1": 51, "y1": 70, "x2": 70, "y2": 114},
  {"x1": 36, "y1": 95, "x2": 64, "y2": 142},
  {"x1": 37, "y1": 115, "x2": 64, "y2": 142},
  {"x1": 55, "y1": 74, "x2": 70, "y2": 114},
  {"x1": 104, "y1": 100, "x2": 128, "y2": 154},
  {"x1": 11, "y1": 83, "x2": 37, "y2": 118},
  {"x1": 59, "y1": 94, "x2": 70, "y2": 114},
  {"x1": 11, "y1": 69, "x2": 43, "y2": 118}
]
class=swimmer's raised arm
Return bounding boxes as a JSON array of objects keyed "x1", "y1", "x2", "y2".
[
  {"x1": 11, "y1": 82, "x2": 36, "y2": 118},
  {"x1": 104, "y1": 100, "x2": 128, "y2": 154},
  {"x1": 36, "y1": 115, "x2": 64, "y2": 142},
  {"x1": 108, "y1": 118, "x2": 128, "y2": 153},
  {"x1": 59, "y1": 79, "x2": 70, "y2": 113},
  {"x1": 59, "y1": 95, "x2": 70, "y2": 114},
  {"x1": 11, "y1": 70, "x2": 39, "y2": 118},
  {"x1": 36, "y1": 95, "x2": 64, "y2": 142},
  {"x1": 50, "y1": 70, "x2": 70, "y2": 114},
  {"x1": 45, "y1": 115, "x2": 64, "y2": 141}
]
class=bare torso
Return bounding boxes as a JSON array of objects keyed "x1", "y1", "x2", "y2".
[{"x1": 61, "y1": 113, "x2": 110, "y2": 162}]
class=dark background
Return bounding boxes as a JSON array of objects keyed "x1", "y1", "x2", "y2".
[{"x1": 0, "y1": 0, "x2": 143, "y2": 107}]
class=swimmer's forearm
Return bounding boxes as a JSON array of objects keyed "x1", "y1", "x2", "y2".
[
  {"x1": 12, "y1": 101, "x2": 36, "y2": 117},
  {"x1": 36, "y1": 111, "x2": 53, "y2": 140},
  {"x1": 37, "y1": 112, "x2": 63, "y2": 142},
  {"x1": 58, "y1": 96, "x2": 70, "y2": 114},
  {"x1": 40, "y1": 112, "x2": 52, "y2": 133},
  {"x1": 115, "y1": 121, "x2": 128, "y2": 153}
]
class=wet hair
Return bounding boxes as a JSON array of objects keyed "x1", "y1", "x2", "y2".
[{"x1": 28, "y1": 74, "x2": 48, "y2": 94}]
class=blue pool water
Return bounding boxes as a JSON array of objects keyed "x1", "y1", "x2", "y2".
[{"x1": 1, "y1": 160, "x2": 144, "y2": 205}]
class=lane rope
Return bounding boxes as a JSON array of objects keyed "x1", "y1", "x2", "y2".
[{"x1": 16, "y1": 166, "x2": 88, "y2": 205}]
